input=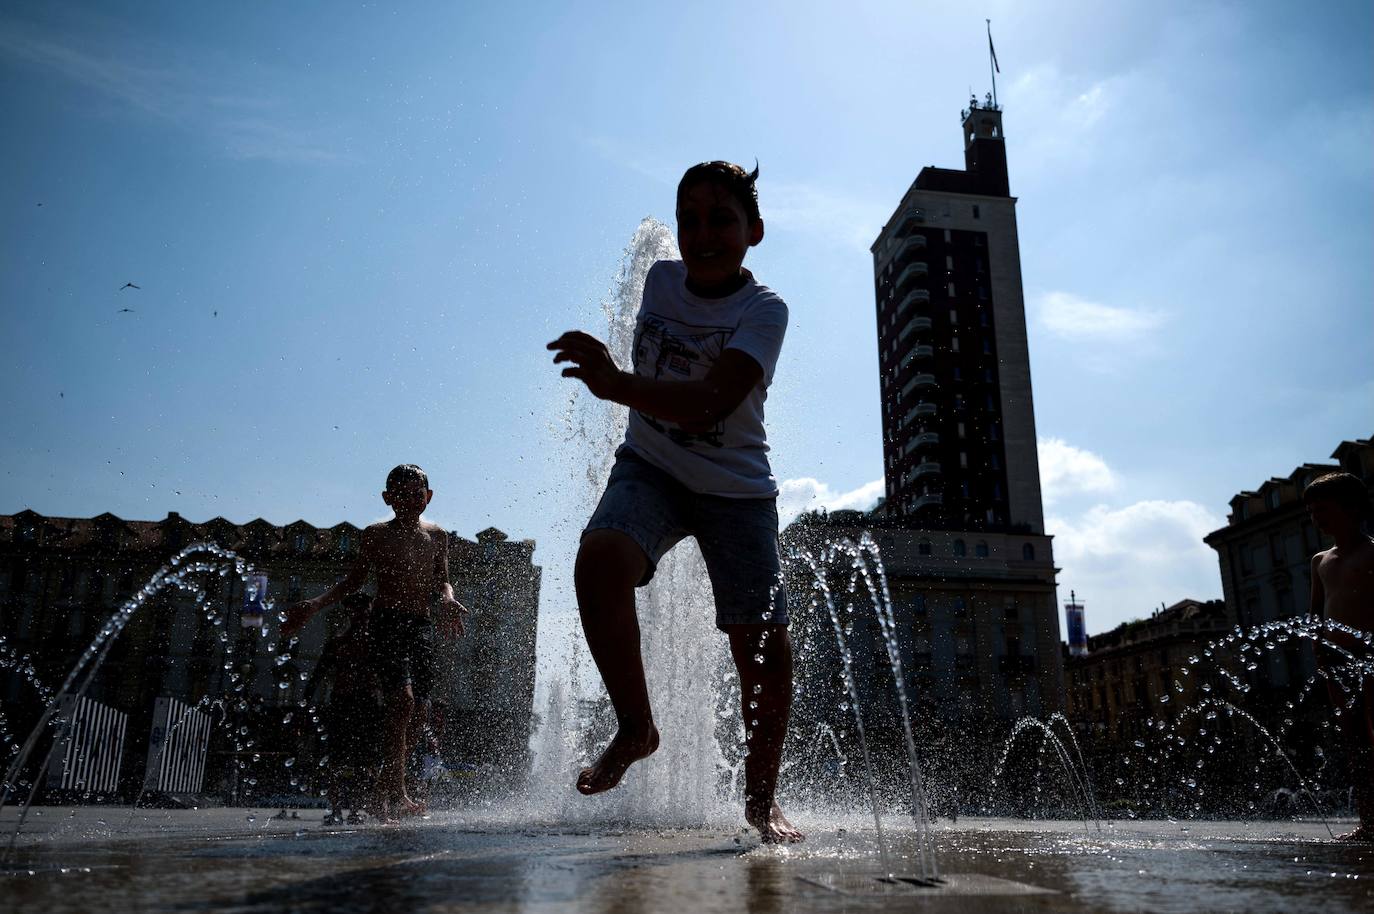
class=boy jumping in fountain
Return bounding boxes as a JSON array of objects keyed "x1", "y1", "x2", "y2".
[
  {"x1": 283, "y1": 464, "x2": 468, "y2": 820},
  {"x1": 1305, "y1": 471, "x2": 1374, "y2": 842},
  {"x1": 547, "y1": 161, "x2": 802, "y2": 843}
]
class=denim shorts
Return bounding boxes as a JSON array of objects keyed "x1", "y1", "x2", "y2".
[{"x1": 583, "y1": 447, "x2": 789, "y2": 630}]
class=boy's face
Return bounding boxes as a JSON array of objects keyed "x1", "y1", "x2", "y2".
[
  {"x1": 383, "y1": 479, "x2": 432, "y2": 519},
  {"x1": 1306, "y1": 498, "x2": 1355, "y2": 537},
  {"x1": 676, "y1": 180, "x2": 763, "y2": 289}
]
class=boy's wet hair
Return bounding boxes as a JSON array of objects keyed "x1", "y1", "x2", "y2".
[
  {"x1": 1303, "y1": 472, "x2": 1373, "y2": 517},
  {"x1": 677, "y1": 160, "x2": 761, "y2": 223},
  {"x1": 386, "y1": 463, "x2": 429, "y2": 491}
]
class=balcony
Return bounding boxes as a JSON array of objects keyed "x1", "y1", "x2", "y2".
[
  {"x1": 911, "y1": 344, "x2": 934, "y2": 360},
  {"x1": 896, "y1": 315, "x2": 932, "y2": 343},
  {"x1": 898, "y1": 234, "x2": 927, "y2": 258},
  {"x1": 895, "y1": 261, "x2": 929, "y2": 291},
  {"x1": 914, "y1": 402, "x2": 938, "y2": 417},
  {"x1": 911, "y1": 431, "x2": 940, "y2": 448},
  {"x1": 896, "y1": 290, "x2": 932, "y2": 318},
  {"x1": 899, "y1": 374, "x2": 937, "y2": 399},
  {"x1": 913, "y1": 461, "x2": 942, "y2": 479},
  {"x1": 913, "y1": 492, "x2": 944, "y2": 510},
  {"x1": 896, "y1": 208, "x2": 926, "y2": 233}
]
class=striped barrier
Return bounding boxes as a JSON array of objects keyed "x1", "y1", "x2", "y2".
[
  {"x1": 143, "y1": 697, "x2": 212, "y2": 794},
  {"x1": 45, "y1": 695, "x2": 127, "y2": 795}
]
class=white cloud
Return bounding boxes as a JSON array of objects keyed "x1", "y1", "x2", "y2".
[
  {"x1": 1047, "y1": 499, "x2": 1224, "y2": 633},
  {"x1": 1038, "y1": 437, "x2": 1117, "y2": 506},
  {"x1": 1037, "y1": 291, "x2": 1165, "y2": 341},
  {"x1": 778, "y1": 476, "x2": 884, "y2": 527}
]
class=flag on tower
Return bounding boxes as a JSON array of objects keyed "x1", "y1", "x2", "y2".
[{"x1": 987, "y1": 20, "x2": 1000, "y2": 73}]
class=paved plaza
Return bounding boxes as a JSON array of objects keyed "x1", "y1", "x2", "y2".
[{"x1": 2, "y1": 807, "x2": 1370, "y2": 912}]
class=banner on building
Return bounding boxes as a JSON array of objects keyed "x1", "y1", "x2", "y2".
[
  {"x1": 143, "y1": 696, "x2": 213, "y2": 794},
  {"x1": 45, "y1": 695, "x2": 127, "y2": 794},
  {"x1": 241, "y1": 572, "x2": 268, "y2": 629}
]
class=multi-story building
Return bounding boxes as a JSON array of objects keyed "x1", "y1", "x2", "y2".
[
  {"x1": 0, "y1": 510, "x2": 540, "y2": 798},
  {"x1": 1063, "y1": 598, "x2": 1229, "y2": 745},
  {"x1": 1203, "y1": 434, "x2": 1373, "y2": 693},
  {"x1": 871, "y1": 95, "x2": 1045, "y2": 534},
  {"x1": 780, "y1": 98, "x2": 1063, "y2": 810}
]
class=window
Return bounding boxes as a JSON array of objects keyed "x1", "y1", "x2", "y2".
[
  {"x1": 974, "y1": 235, "x2": 985, "y2": 247},
  {"x1": 945, "y1": 255, "x2": 954, "y2": 270},
  {"x1": 983, "y1": 368, "x2": 994, "y2": 382},
  {"x1": 972, "y1": 204, "x2": 981, "y2": 219},
  {"x1": 990, "y1": 454, "x2": 1001, "y2": 470},
  {"x1": 954, "y1": 394, "x2": 965, "y2": 411},
  {"x1": 978, "y1": 286, "x2": 988, "y2": 300},
  {"x1": 960, "y1": 452, "x2": 968, "y2": 468},
  {"x1": 982, "y1": 339, "x2": 992, "y2": 354},
  {"x1": 954, "y1": 596, "x2": 969, "y2": 615},
  {"x1": 1005, "y1": 600, "x2": 1020, "y2": 620},
  {"x1": 986, "y1": 393, "x2": 996, "y2": 410},
  {"x1": 914, "y1": 593, "x2": 928, "y2": 613},
  {"x1": 953, "y1": 540, "x2": 967, "y2": 557},
  {"x1": 1267, "y1": 490, "x2": 1281, "y2": 510},
  {"x1": 951, "y1": 336, "x2": 960, "y2": 352},
  {"x1": 976, "y1": 256, "x2": 985, "y2": 273},
  {"x1": 993, "y1": 482, "x2": 1003, "y2": 500},
  {"x1": 953, "y1": 367, "x2": 962, "y2": 380},
  {"x1": 943, "y1": 229, "x2": 952, "y2": 242},
  {"x1": 918, "y1": 540, "x2": 932, "y2": 556},
  {"x1": 975, "y1": 541, "x2": 990, "y2": 557},
  {"x1": 948, "y1": 309, "x2": 958, "y2": 323},
  {"x1": 979, "y1": 310, "x2": 989, "y2": 327},
  {"x1": 947, "y1": 282, "x2": 956, "y2": 298},
  {"x1": 961, "y1": 482, "x2": 971, "y2": 497},
  {"x1": 989, "y1": 424, "x2": 1000, "y2": 441},
  {"x1": 338, "y1": 533, "x2": 351, "y2": 552},
  {"x1": 294, "y1": 533, "x2": 308, "y2": 551},
  {"x1": 958, "y1": 422, "x2": 966, "y2": 438},
  {"x1": 1022, "y1": 543, "x2": 1035, "y2": 561}
]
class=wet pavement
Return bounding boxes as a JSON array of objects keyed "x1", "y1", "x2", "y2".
[{"x1": 2, "y1": 807, "x2": 1371, "y2": 912}]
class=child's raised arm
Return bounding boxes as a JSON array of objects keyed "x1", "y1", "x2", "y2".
[
  {"x1": 548, "y1": 330, "x2": 762, "y2": 429},
  {"x1": 281, "y1": 532, "x2": 375, "y2": 637}
]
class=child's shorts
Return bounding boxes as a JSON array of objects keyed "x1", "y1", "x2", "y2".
[
  {"x1": 583, "y1": 447, "x2": 789, "y2": 630},
  {"x1": 368, "y1": 610, "x2": 435, "y2": 700}
]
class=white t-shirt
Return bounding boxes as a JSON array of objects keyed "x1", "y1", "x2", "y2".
[{"x1": 622, "y1": 259, "x2": 788, "y2": 498}]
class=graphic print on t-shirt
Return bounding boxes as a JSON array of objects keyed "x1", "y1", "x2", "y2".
[{"x1": 633, "y1": 311, "x2": 734, "y2": 449}]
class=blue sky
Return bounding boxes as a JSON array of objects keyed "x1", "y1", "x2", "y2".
[{"x1": 2, "y1": 1, "x2": 1371, "y2": 657}]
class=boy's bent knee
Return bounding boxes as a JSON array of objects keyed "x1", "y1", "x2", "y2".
[{"x1": 576, "y1": 529, "x2": 649, "y2": 593}]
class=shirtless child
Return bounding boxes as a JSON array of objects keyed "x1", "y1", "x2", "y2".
[
  {"x1": 1305, "y1": 471, "x2": 1374, "y2": 841},
  {"x1": 283, "y1": 464, "x2": 468, "y2": 819}
]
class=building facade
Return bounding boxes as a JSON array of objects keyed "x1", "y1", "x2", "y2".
[
  {"x1": 0, "y1": 509, "x2": 540, "y2": 799},
  {"x1": 1202, "y1": 434, "x2": 1373, "y2": 693},
  {"x1": 1063, "y1": 598, "x2": 1229, "y2": 745}
]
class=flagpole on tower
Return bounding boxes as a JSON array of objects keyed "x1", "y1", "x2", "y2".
[{"x1": 986, "y1": 19, "x2": 1000, "y2": 107}]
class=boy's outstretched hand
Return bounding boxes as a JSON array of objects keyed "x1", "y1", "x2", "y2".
[
  {"x1": 548, "y1": 331, "x2": 625, "y2": 401},
  {"x1": 437, "y1": 595, "x2": 469, "y2": 640},
  {"x1": 280, "y1": 599, "x2": 317, "y2": 638}
]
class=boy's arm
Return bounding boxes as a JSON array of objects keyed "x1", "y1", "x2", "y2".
[
  {"x1": 548, "y1": 331, "x2": 761, "y2": 427},
  {"x1": 434, "y1": 531, "x2": 469, "y2": 640},
  {"x1": 281, "y1": 534, "x2": 374, "y2": 637},
  {"x1": 1309, "y1": 553, "x2": 1326, "y2": 619}
]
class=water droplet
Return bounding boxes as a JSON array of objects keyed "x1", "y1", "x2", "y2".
[
  {"x1": 753, "y1": 653, "x2": 764, "y2": 664},
  {"x1": 284, "y1": 757, "x2": 295, "y2": 768}
]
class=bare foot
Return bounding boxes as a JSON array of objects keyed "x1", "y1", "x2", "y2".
[
  {"x1": 576, "y1": 725, "x2": 660, "y2": 795},
  {"x1": 746, "y1": 801, "x2": 804, "y2": 844},
  {"x1": 1338, "y1": 824, "x2": 1374, "y2": 842}
]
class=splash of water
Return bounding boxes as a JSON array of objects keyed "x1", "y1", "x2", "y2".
[
  {"x1": 2, "y1": 543, "x2": 296, "y2": 859},
  {"x1": 529, "y1": 219, "x2": 731, "y2": 827}
]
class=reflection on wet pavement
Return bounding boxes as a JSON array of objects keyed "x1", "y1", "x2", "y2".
[{"x1": 3, "y1": 809, "x2": 1371, "y2": 913}]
